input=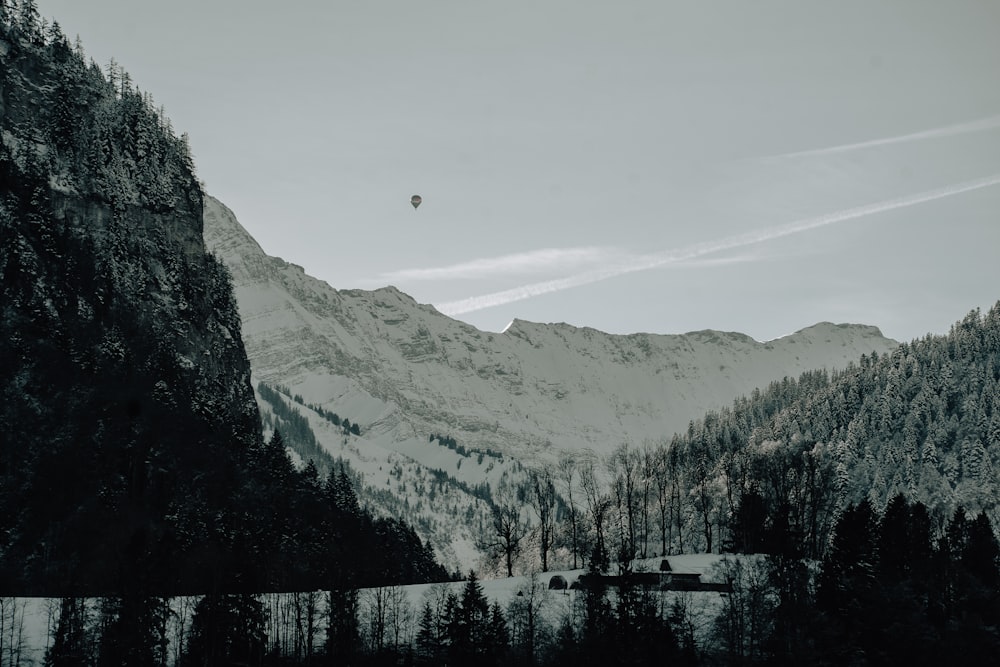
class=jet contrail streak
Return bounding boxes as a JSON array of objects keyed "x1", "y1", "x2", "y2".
[
  {"x1": 376, "y1": 246, "x2": 616, "y2": 282},
  {"x1": 436, "y1": 173, "x2": 1000, "y2": 316},
  {"x1": 768, "y1": 114, "x2": 1000, "y2": 160}
]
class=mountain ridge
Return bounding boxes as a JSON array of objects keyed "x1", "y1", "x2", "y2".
[{"x1": 203, "y1": 194, "x2": 900, "y2": 460}]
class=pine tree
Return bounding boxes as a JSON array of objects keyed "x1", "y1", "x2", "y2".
[
  {"x1": 579, "y1": 576, "x2": 614, "y2": 667},
  {"x1": 262, "y1": 429, "x2": 295, "y2": 485},
  {"x1": 815, "y1": 500, "x2": 881, "y2": 661},
  {"x1": 325, "y1": 588, "x2": 360, "y2": 662},
  {"x1": 183, "y1": 594, "x2": 265, "y2": 666},
  {"x1": 931, "y1": 509, "x2": 1000, "y2": 659},
  {"x1": 415, "y1": 600, "x2": 438, "y2": 665},
  {"x1": 449, "y1": 571, "x2": 490, "y2": 664},
  {"x1": 328, "y1": 464, "x2": 360, "y2": 517},
  {"x1": 17, "y1": 0, "x2": 40, "y2": 39},
  {"x1": 725, "y1": 486, "x2": 768, "y2": 554},
  {"x1": 96, "y1": 595, "x2": 169, "y2": 667},
  {"x1": 964, "y1": 511, "x2": 1000, "y2": 586},
  {"x1": 45, "y1": 598, "x2": 92, "y2": 667},
  {"x1": 485, "y1": 602, "x2": 510, "y2": 664},
  {"x1": 878, "y1": 493, "x2": 913, "y2": 581}
]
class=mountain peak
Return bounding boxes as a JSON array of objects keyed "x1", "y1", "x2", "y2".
[
  {"x1": 373, "y1": 285, "x2": 418, "y2": 303},
  {"x1": 768, "y1": 321, "x2": 894, "y2": 345},
  {"x1": 500, "y1": 317, "x2": 543, "y2": 336}
]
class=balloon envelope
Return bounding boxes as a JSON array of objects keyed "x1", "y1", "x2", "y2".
[{"x1": 410, "y1": 195, "x2": 422, "y2": 209}]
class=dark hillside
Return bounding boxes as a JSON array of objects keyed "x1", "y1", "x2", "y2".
[
  {"x1": 667, "y1": 303, "x2": 1000, "y2": 559},
  {"x1": 0, "y1": 9, "x2": 261, "y2": 594},
  {"x1": 0, "y1": 8, "x2": 446, "y2": 595}
]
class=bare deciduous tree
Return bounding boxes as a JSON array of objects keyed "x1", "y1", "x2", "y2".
[
  {"x1": 557, "y1": 453, "x2": 581, "y2": 569},
  {"x1": 386, "y1": 585, "x2": 414, "y2": 653},
  {"x1": 364, "y1": 587, "x2": 390, "y2": 654},
  {"x1": 711, "y1": 556, "x2": 774, "y2": 664},
  {"x1": 292, "y1": 590, "x2": 322, "y2": 661},
  {"x1": 648, "y1": 442, "x2": 673, "y2": 556},
  {"x1": 607, "y1": 443, "x2": 641, "y2": 565},
  {"x1": 0, "y1": 597, "x2": 28, "y2": 667},
  {"x1": 580, "y1": 458, "x2": 611, "y2": 572},
  {"x1": 529, "y1": 468, "x2": 557, "y2": 571},
  {"x1": 480, "y1": 483, "x2": 527, "y2": 577}
]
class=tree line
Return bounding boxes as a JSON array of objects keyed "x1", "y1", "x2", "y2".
[
  {"x1": 710, "y1": 494, "x2": 1000, "y2": 664},
  {"x1": 37, "y1": 570, "x2": 688, "y2": 666},
  {"x1": 262, "y1": 382, "x2": 362, "y2": 437},
  {"x1": 480, "y1": 305, "x2": 1000, "y2": 579},
  {"x1": 41, "y1": 492, "x2": 999, "y2": 665}
]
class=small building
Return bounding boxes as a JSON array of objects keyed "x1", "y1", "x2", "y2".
[
  {"x1": 661, "y1": 571, "x2": 705, "y2": 590},
  {"x1": 569, "y1": 555, "x2": 732, "y2": 593}
]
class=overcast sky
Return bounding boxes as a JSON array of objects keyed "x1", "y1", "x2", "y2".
[{"x1": 38, "y1": 0, "x2": 1000, "y2": 342}]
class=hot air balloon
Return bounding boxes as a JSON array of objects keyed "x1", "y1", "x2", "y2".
[{"x1": 410, "y1": 195, "x2": 422, "y2": 210}]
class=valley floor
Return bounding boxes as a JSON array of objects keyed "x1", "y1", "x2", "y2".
[{"x1": 2, "y1": 554, "x2": 729, "y2": 665}]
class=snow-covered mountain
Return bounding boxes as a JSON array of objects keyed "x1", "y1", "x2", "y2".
[
  {"x1": 204, "y1": 195, "x2": 896, "y2": 457},
  {"x1": 202, "y1": 195, "x2": 898, "y2": 569}
]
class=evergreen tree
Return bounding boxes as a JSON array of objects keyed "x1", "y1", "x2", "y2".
[
  {"x1": 871, "y1": 495, "x2": 939, "y2": 666},
  {"x1": 325, "y1": 588, "x2": 360, "y2": 663},
  {"x1": 261, "y1": 429, "x2": 295, "y2": 486},
  {"x1": 578, "y1": 577, "x2": 614, "y2": 667},
  {"x1": 963, "y1": 510, "x2": 1000, "y2": 587},
  {"x1": 183, "y1": 594, "x2": 265, "y2": 666},
  {"x1": 878, "y1": 493, "x2": 914, "y2": 580},
  {"x1": 725, "y1": 486, "x2": 768, "y2": 554},
  {"x1": 415, "y1": 600, "x2": 438, "y2": 665},
  {"x1": 450, "y1": 571, "x2": 490, "y2": 664},
  {"x1": 485, "y1": 602, "x2": 510, "y2": 665},
  {"x1": 17, "y1": 0, "x2": 41, "y2": 39},
  {"x1": 45, "y1": 598, "x2": 92, "y2": 667},
  {"x1": 766, "y1": 557, "x2": 813, "y2": 663},
  {"x1": 815, "y1": 499, "x2": 881, "y2": 662},
  {"x1": 96, "y1": 595, "x2": 169, "y2": 667}
]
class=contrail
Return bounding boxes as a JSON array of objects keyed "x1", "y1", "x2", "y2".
[
  {"x1": 436, "y1": 173, "x2": 1000, "y2": 316},
  {"x1": 374, "y1": 246, "x2": 616, "y2": 283},
  {"x1": 766, "y1": 114, "x2": 1000, "y2": 160}
]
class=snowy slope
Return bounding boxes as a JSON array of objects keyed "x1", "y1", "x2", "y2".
[
  {"x1": 204, "y1": 195, "x2": 897, "y2": 459},
  {"x1": 202, "y1": 195, "x2": 898, "y2": 568}
]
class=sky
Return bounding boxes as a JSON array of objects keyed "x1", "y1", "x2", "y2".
[{"x1": 37, "y1": 0, "x2": 1000, "y2": 343}]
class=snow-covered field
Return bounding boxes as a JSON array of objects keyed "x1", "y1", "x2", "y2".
[
  {"x1": 392, "y1": 553, "x2": 730, "y2": 635},
  {"x1": 4, "y1": 554, "x2": 733, "y2": 665}
]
